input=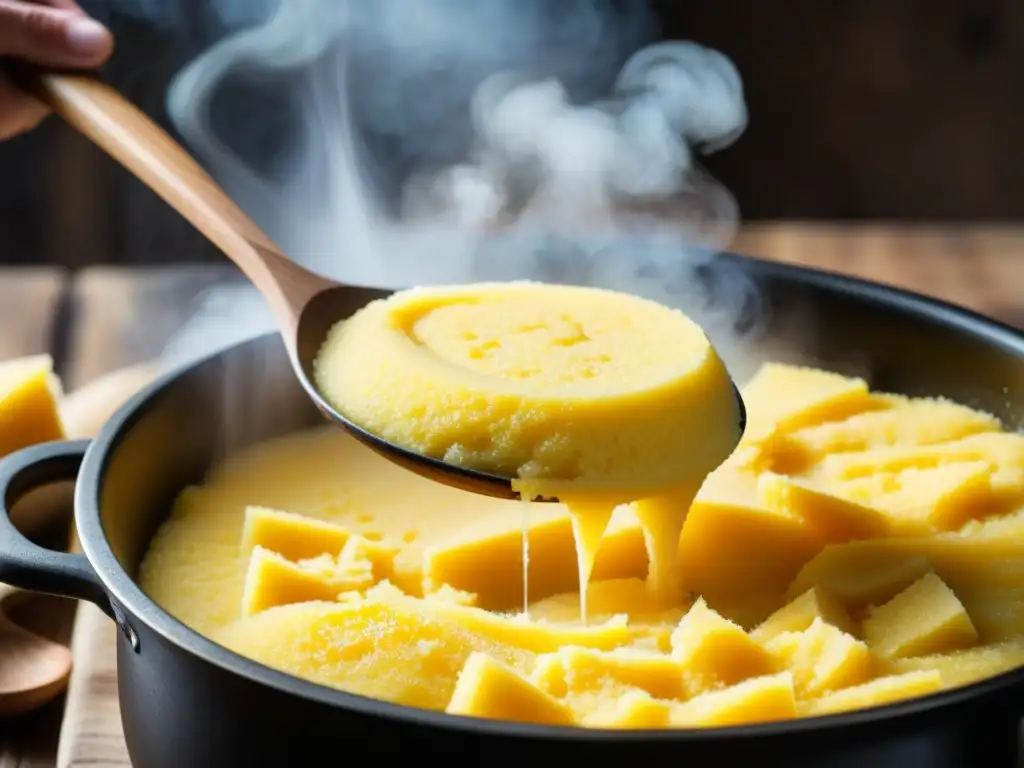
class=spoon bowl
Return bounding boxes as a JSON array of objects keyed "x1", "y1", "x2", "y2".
[
  {"x1": 30, "y1": 70, "x2": 747, "y2": 502},
  {"x1": 0, "y1": 585, "x2": 72, "y2": 717},
  {"x1": 291, "y1": 283, "x2": 527, "y2": 498},
  {"x1": 0, "y1": 478, "x2": 81, "y2": 719}
]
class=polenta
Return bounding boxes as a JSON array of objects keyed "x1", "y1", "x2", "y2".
[{"x1": 140, "y1": 351, "x2": 1024, "y2": 729}]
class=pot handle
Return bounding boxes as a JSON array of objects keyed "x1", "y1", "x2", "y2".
[{"x1": 0, "y1": 440, "x2": 110, "y2": 615}]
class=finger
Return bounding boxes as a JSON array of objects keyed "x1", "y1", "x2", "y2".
[
  {"x1": 0, "y1": 0, "x2": 113, "y2": 67},
  {"x1": 35, "y1": 0, "x2": 88, "y2": 13},
  {"x1": 0, "y1": 70, "x2": 48, "y2": 139}
]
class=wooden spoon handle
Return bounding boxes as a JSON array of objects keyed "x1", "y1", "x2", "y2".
[
  {"x1": 26, "y1": 71, "x2": 332, "y2": 329},
  {"x1": 38, "y1": 72, "x2": 272, "y2": 254}
]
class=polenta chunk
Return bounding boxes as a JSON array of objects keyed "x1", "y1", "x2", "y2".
[
  {"x1": 740, "y1": 363, "x2": 873, "y2": 442},
  {"x1": 834, "y1": 462, "x2": 997, "y2": 533},
  {"x1": 800, "y1": 671, "x2": 942, "y2": 716},
  {"x1": 767, "y1": 396, "x2": 1001, "y2": 473},
  {"x1": 240, "y1": 507, "x2": 351, "y2": 561},
  {"x1": 819, "y1": 432, "x2": 1024, "y2": 481},
  {"x1": 751, "y1": 587, "x2": 857, "y2": 643},
  {"x1": 819, "y1": 436, "x2": 1024, "y2": 523},
  {"x1": 670, "y1": 672, "x2": 797, "y2": 727},
  {"x1": 447, "y1": 652, "x2": 575, "y2": 726},
  {"x1": 887, "y1": 639, "x2": 1024, "y2": 688},
  {"x1": 679, "y1": 469, "x2": 825, "y2": 626},
  {"x1": 790, "y1": 535, "x2": 1024, "y2": 641},
  {"x1": 764, "y1": 619, "x2": 873, "y2": 697},
  {"x1": 758, "y1": 472, "x2": 891, "y2": 542},
  {"x1": 422, "y1": 513, "x2": 647, "y2": 612},
  {"x1": 670, "y1": 599, "x2": 777, "y2": 694},
  {"x1": 337, "y1": 534, "x2": 398, "y2": 581},
  {"x1": 424, "y1": 585, "x2": 479, "y2": 607},
  {"x1": 582, "y1": 690, "x2": 671, "y2": 729},
  {"x1": 863, "y1": 573, "x2": 978, "y2": 660},
  {"x1": 789, "y1": 544, "x2": 934, "y2": 609},
  {"x1": 0, "y1": 354, "x2": 65, "y2": 456},
  {"x1": 530, "y1": 646, "x2": 687, "y2": 700},
  {"x1": 240, "y1": 546, "x2": 375, "y2": 616},
  {"x1": 527, "y1": 578, "x2": 684, "y2": 627}
]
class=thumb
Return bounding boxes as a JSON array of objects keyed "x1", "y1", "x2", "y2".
[{"x1": 0, "y1": 0, "x2": 113, "y2": 68}]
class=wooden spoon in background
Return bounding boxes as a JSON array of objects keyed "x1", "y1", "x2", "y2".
[
  {"x1": 0, "y1": 583, "x2": 73, "y2": 717},
  {"x1": 0, "y1": 362, "x2": 159, "y2": 717}
]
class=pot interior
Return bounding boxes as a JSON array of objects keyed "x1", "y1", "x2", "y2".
[
  {"x1": 95, "y1": 255, "x2": 1024, "y2": 583},
  {"x1": 96, "y1": 335, "x2": 324, "y2": 576}
]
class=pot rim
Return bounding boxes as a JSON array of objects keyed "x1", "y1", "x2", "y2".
[{"x1": 75, "y1": 253, "x2": 1024, "y2": 742}]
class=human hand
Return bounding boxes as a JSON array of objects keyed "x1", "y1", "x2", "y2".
[{"x1": 0, "y1": 0, "x2": 113, "y2": 139}]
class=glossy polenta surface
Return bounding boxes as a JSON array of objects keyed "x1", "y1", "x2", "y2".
[{"x1": 139, "y1": 361, "x2": 1024, "y2": 728}]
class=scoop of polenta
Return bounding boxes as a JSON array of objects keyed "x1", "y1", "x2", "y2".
[{"x1": 313, "y1": 282, "x2": 742, "y2": 500}]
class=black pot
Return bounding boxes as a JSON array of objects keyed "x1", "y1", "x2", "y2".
[{"x1": 1, "y1": 254, "x2": 1023, "y2": 768}]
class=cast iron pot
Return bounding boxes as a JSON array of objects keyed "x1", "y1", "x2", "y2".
[{"x1": 1, "y1": 253, "x2": 1023, "y2": 768}]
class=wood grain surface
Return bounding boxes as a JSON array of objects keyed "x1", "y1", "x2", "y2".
[{"x1": 0, "y1": 223, "x2": 1022, "y2": 767}]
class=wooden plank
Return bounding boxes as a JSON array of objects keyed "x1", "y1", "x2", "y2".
[
  {"x1": 57, "y1": 265, "x2": 235, "y2": 768},
  {"x1": 63, "y1": 265, "x2": 236, "y2": 386},
  {"x1": 0, "y1": 267, "x2": 69, "y2": 768},
  {"x1": 0, "y1": 268, "x2": 66, "y2": 359}
]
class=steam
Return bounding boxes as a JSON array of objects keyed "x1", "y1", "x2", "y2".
[{"x1": 156, "y1": 0, "x2": 759, "y2": 380}]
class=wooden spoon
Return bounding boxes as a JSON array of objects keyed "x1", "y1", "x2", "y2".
[
  {"x1": 0, "y1": 470, "x2": 77, "y2": 719},
  {"x1": 0, "y1": 583, "x2": 72, "y2": 717},
  {"x1": 26, "y1": 70, "x2": 535, "y2": 501},
  {"x1": 27, "y1": 72, "x2": 747, "y2": 501}
]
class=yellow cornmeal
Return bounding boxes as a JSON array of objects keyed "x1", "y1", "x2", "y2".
[
  {"x1": 313, "y1": 282, "x2": 742, "y2": 614},
  {"x1": 139, "y1": 362, "x2": 1024, "y2": 728}
]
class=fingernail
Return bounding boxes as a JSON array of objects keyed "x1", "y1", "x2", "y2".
[{"x1": 67, "y1": 18, "x2": 110, "y2": 57}]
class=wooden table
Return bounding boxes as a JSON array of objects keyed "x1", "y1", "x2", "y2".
[{"x1": 1, "y1": 222, "x2": 1023, "y2": 767}]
